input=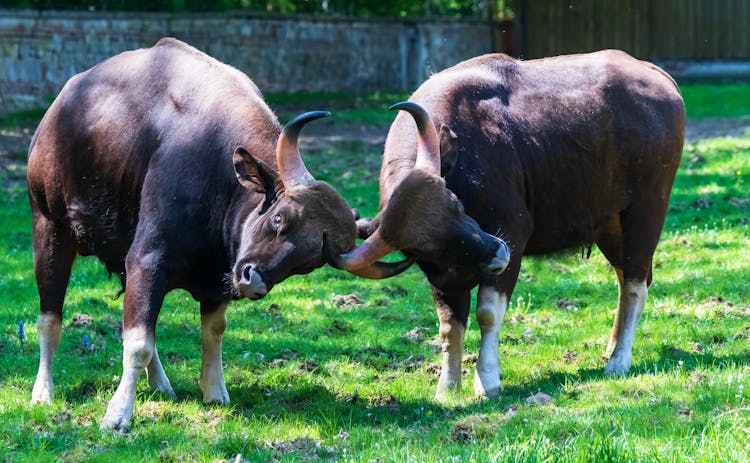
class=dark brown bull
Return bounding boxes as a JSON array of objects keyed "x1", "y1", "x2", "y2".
[
  {"x1": 327, "y1": 50, "x2": 685, "y2": 399},
  {"x1": 26, "y1": 38, "x2": 409, "y2": 431}
]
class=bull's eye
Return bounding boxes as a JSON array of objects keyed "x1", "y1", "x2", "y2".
[{"x1": 271, "y1": 214, "x2": 283, "y2": 232}]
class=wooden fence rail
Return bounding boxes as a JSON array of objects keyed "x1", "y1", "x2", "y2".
[{"x1": 516, "y1": 0, "x2": 750, "y2": 60}]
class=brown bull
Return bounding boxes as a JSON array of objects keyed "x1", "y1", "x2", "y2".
[
  {"x1": 327, "y1": 50, "x2": 685, "y2": 399},
  {"x1": 27, "y1": 38, "x2": 410, "y2": 431}
]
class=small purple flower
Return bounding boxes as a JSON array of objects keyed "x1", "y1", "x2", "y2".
[
  {"x1": 82, "y1": 335, "x2": 90, "y2": 349},
  {"x1": 17, "y1": 321, "x2": 25, "y2": 343}
]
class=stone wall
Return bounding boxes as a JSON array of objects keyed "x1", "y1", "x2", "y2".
[{"x1": 0, "y1": 10, "x2": 495, "y2": 113}]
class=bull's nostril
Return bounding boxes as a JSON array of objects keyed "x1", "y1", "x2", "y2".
[{"x1": 242, "y1": 264, "x2": 253, "y2": 282}]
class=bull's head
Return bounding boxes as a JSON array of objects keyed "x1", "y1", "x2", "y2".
[
  {"x1": 324, "y1": 102, "x2": 510, "y2": 281},
  {"x1": 231, "y1": 111, "x2": 413, "y2": 299}
]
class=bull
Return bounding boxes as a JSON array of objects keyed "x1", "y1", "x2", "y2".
[
  {"x1": 326, "y1": 50, "x2": 685, "y2": 399},
  {"x1": 26, "y1": 38, "x2": 409, "y2": 431}
]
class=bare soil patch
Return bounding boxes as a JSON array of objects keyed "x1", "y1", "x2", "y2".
[{"x1": 2, "y1": 116, "x2": 748, "y2": 184}]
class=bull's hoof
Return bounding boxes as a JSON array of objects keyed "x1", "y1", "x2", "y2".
[
  {"x1": 31, "y1": 379, "x2": 53, "y2": 405},
  {"x1": 604, "y1": 352, "x2": 632, "y2": 376},
  {"x1": 148, "y1": 376, "x2": 176, "y2": 400},
  {"x1": 30, "y1": 390, "x2": 53, "y2": 405},
  {"x1": 474, "y1": 370, "x2": 502, "y2": 399},
  {"x1": 434, "y1": 382, "x2": 462, "y2": 403},
  {"x1": 434, "y1": 389, "x2": 460, "y2": 403},
  {"x1": 100, "y1": 395, "x2": 134, "y2": 433},
  {"x1": 475, "y1": 386, "x2": 501, "y2": 400},
  {"x1": 202, "y1": 389, "x2": 230, "y2": 406},
  {"x1": 99, "y1": 413, "x2": 131, "y2": 433}
]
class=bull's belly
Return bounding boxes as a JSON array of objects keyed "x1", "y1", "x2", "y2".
[
  {"x1": 65, "y1": 199, "x2": 134, "y2": 275},
  {"x1": 522, "y1": 213, "x2": 614, "y2": 256}
]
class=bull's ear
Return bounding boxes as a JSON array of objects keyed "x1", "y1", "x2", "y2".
[
  {"x1": 233, "y1": 147, "x2": 279, "y2": 194},
  {"x1": 439, "y1": 125, "x2": 458, "y2": 176}
]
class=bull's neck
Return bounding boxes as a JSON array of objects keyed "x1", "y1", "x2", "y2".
[
  {"x1": 223, "y1": 185, "x2": 261, "y2": 263},
  {"x1": 378, "y1": 152, "x2": 417, "y2": 212}
]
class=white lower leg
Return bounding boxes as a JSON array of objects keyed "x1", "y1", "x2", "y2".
[
  {"x1": 100, "y1": 327, "x2": 153, "y2": 431},
  {"x1": 200, "y1": 304, "x2": 229, "y2": 405},
  {"x1": 146, "y1": 345, "x2": 175, "y2": 398},
  {"x1": 607, "y1": 268, "x2": 626, "y2": 354},
  {"x1": 435, "y1": 318, "x2": 466, "y2": 401},
  {"x1": 474, "y1": 286, "x2": 507, "y2": 398},
  {"x1": 605, "y1": 279, "x2": 647, "y2": 376},
  {"x1": 31, "y1": 313, "x2": 62, "y2": 405}
]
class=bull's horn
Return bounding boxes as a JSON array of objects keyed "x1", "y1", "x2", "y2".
[
  {"x1": 323, "y1": 231, "x2": 415, "y2": 280},
  {"x1": 389, "y1": 101, "x2": 441, "y2": 175},
  {"x1": 277, "y1": 111, "x2": 330, "y2": 188}
]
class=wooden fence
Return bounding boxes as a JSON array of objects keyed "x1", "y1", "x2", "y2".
[{"x1": 516, "y1": 0, "x2": 750, "y2": 60}]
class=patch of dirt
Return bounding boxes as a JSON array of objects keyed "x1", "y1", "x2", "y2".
[
  {"x1": 69, "y1": 313, "x2": 93, "y2": 327},
  {"x1": 685, "y1": 116, "x2": 750, "y2": 142},
  {"x1": 371, "y1": 394, "x2": 400, "y2": 413},
  {"x1": 525, "y1": 391, "x2": 554, "y2": 406},
  {"x1": 261, "y1": 437, "x2": 322, "y2": 459},
  {"x1": 297, "y1": 120, "x2": 389, "y2": 154},
  {"x1": 403, "y1": 326, "x2": 428, "y2": 342},
  {"x1": 333, "y1": 293, "x2": 363, "y2": 308}
]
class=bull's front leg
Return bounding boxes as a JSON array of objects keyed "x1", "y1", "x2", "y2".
[
  {"x1": 100, "y1": 256, "x2": 166, "y2": 432},
  {"x1": 431, "y1": 286, "x2": 470, "y2": 401},
  {"x1": 200, "y1": 301, "x2": 230, "y2": 404},
  {"x1": 473, "y1": 284, "x2": 508, "y2": 398}
]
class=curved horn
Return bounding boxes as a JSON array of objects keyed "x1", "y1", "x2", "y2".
[
  {"x1": 389, "y1": 101, "x2": 441, "y2": 175},
  {"x1": 277, "y1": 111, "x2": 330, "y2": 188},
  {"x1": 323, "y1": 231, "x2": 415, "y2": 280}
]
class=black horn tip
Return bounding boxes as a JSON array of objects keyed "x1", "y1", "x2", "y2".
[
  {"x1": 389, "y1": 101, "x2": 426, "y2": 113},
  {"x1": 282, "y1": 110, "x2": 331, "y2": 139},
  {"x1": 388, "y1": 102, "x2": 430, "y2": 134}
]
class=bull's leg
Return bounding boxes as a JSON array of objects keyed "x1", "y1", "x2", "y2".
[
  {"x1": 30, "y1": 211, "x2": 76, "y2": 405},
  {"x1": 200, "y1": 301, "x2": 230, "y2": 405},
  {"x1": 431, "y1": 286, "x2": 470, "y2": 401},
  {"x1": 100, "y1": 252, "x2": 166, "y2": 432},
  {"x1": 604, "y1": 271, "x2": 648, "y2": 376},
  {"x1": 473, "y1": 285, "x2": 508, "y2": 398},
  {"x1": 597, "y1": 194, "x2": 668, "y2": 376},
  {"x1": 146, "y1": 344, "x2": 175, "y2": 398}
]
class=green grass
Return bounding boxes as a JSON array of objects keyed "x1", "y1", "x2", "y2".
[
  {"x1": 267, "y1": 91, "x2": 411, "y2": 124},
  {"x1": 1, "y1": 88, "x2": 749, "y2": 462},
  {"x1": 681, "y1": 83, "x2": 750, "y2": 119}
]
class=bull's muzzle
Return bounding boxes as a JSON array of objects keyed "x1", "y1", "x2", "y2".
[
  {"x1": 481, "y1": 238, "x2": 511, "y2": 276},
  {"x1": 237, "y1": 263, "x2": 268, "y2": 300}
]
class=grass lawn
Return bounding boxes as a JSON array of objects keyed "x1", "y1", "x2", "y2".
[{"x1": 0, "y1": 84, "x2": 748, "y2": 462}]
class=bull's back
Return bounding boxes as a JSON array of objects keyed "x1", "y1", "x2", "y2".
[
  {"x1": 403, "y1": 50, "x2": 685, "y2": 252},
  {"x1": 508, "y1": 51, "x2": 684, "y2": 250},
  {"x1": 27, "y1": 38, "x2": 273, "y2": 272}
]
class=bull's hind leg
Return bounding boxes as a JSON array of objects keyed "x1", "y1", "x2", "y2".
[
  {"x1": 146, "y1": 344, "x2": 175, "y2": 399},
  {"x1": 30, "y1": 211, "x2": 76, "y2": 405},
  {"x1": 605, "y1": 273, "x2": 648, "y2": 376},
  {"x1": 432, "y1": 286, "x2": 470, "y2": 401},
  {"x1": 200, "y1": 301, "x2": 230, "y2": 405},
  {"x1": 596, "y1": 199, "x2": 666, "y2": 376},
  {"x1": 101, "y1": 251, "x2": 166, "y2": 432}
]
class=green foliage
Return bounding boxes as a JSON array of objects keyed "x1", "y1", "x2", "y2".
[
  {"x1": 1, "y1": 89, "x2": 749, "y2": 461},
  {"x1": 0, "y1": 109, "x2": 47, "y2": 131},
  {"x1": 2, "y1": 0, "x2": 505, "y2": 18}
]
